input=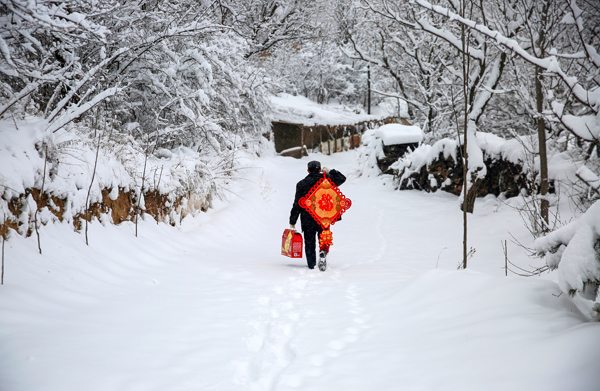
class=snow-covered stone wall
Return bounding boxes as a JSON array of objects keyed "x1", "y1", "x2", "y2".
[
  {"x1": 381, "y1": 132, "x2": 586, "y2": 200},
  {"x1": 389, "y1": 133, "x2": 532, "y2": 198}
]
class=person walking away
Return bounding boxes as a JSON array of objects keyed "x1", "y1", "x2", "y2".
[{"x1": 289, "y1": 160, "x2": 346, "y2": 270}]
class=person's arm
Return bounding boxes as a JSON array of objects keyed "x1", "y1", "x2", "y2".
[
  {"x1": 327, "y1": 169, "x2": 346, "y2": 186},
  {"x1": 289, "y1": 183, "x2": 302, "y2": 226}
]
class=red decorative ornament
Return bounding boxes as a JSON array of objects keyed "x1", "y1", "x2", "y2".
[
  {"x1": 319, "y1": 229, "x2": 333, "y2": 252},
  {"x1": 299, "y1": 173, "x2": 352, "y2": 251}
]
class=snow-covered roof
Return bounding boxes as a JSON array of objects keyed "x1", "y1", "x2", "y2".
[
  {"x1": 269, "y1": 93, "x2": 396, "y2": 127},
  {"x1": 374, "y1": 123, "x2": 423, "y2": 145}
]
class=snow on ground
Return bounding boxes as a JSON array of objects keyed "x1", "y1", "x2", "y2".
[{"x1": 1, "y1": 151, "x2": 599, "y2": 391}]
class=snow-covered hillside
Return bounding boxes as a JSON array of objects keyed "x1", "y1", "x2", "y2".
[{"x1": 0, "y1": 151, "x2": 598, "y2": 391}]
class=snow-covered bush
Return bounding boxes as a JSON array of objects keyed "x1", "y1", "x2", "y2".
[{"x1": 534, "y1": 200, "x2": 600, "y2": 301}]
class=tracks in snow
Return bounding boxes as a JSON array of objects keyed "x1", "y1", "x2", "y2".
[
  {"x1": 233, "y1": 266, "x2": 372, "y2": 390},
  {"x1": 233, "y1": 270, "x2": 313, "y2": 390}
]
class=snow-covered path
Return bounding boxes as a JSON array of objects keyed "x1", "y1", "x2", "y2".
[{"x1": 1, "y1": 152, "x2": 599, "y2": 391}]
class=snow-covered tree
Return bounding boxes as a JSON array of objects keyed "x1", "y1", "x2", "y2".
[
  {"x1": 222, "y1": 0, "x2": 317, "y2": 59},
  {"x1": 0, "y1": 0, "x2": 117, "y2": 123},
  {"x1": 341, "y1": 0, "x2": 454, "y2": 136},
  {"x1": 0, "y1": 0, "x2": 271, "y2": 155},
  {"x1": 101, "y1": 1, "x2": 269, "y2": 152},
  {"x1": 409, "y1": 0, "x2": 600, "y2": 295},
  {"x1": 260, "y1": 37, "x2": 366, "y2": 105},
  {"x1": 350, "y1": 0, "x2": 532, "y2": 212},
  {"x1": 411, "y1": 0, "x2": 600, "y2": 145},
  {"x1": 244, "y1": 0, "x2": 368, "y2": 106},
  {"x1": 351, "y1": 0, "x2": 599, "y2": 215}
]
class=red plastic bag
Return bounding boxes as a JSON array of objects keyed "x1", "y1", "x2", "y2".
[{"x1": 281, "y1": 229, "x2": 303, "y2": 258}]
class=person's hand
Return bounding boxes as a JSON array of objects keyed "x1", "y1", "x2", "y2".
[
  {"x1": 290, "y1": 224, "x2": 296, "y2": 230},
  {"x1": 322, "y1": 167, "x2": 330, "y2": 174}
]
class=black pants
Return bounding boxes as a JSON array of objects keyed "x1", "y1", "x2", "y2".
[{"x1": 304, "y1": 225, "x2": 323, "y2": 268}]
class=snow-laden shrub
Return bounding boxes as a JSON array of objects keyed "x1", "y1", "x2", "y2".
[
  {"x1": 534, "y1": 200, "x2": 600, "y2": 301},
  {"x1": 356, "y1": 128, "x2": 385, "y2": 177}
]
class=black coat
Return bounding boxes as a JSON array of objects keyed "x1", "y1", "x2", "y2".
[{"x1": 289, "y1": 169, "x2": 346, "y2": 231}]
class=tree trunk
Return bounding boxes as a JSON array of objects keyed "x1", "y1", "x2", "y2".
[
  {"x1": 461, "y1": 176, "x2": 483, "y2": 214},
  {"x1": 536, "y1": 67, "x2": 549, "y2": 232},
  {"x1": 367, "y1": 65, "x2": 371, "y2": 115}
]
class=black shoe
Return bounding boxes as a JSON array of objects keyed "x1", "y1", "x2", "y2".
[{"x1": 318, "y1": 251, "x2": 327, "y2": 272}]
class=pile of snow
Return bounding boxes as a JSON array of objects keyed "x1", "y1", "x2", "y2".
[
  {"x1": 374, "y1": 123, "x2": 423, "y2": 145},
  {"x1": 534, "y1": 199, "x2": 600, "y2": 301},
  {"x1": 409, "y1": 132, "x2": 528, "y2": 170},
  {"x1": 269, "y1": 93, "x2": 397, "y2": 126}
]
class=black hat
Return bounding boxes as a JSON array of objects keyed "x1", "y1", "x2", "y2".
[{"x1": 307, "y1": 160, "x2": 321, "y2": 173}]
